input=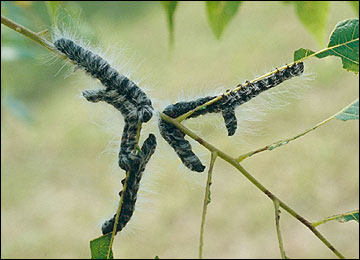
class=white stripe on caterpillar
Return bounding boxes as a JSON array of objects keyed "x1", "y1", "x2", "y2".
[
  {"x1": 54, "y1": 37, "x2": 153, "y2": 123},
  {"x1": 158, "y1": 63, "x2": 304, "y2": 172}
]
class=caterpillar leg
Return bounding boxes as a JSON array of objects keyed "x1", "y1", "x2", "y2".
[
  {"x1": 82, "y1": 89, "x2": 107, "y2": 102},
  {"x1": 222, "y1": 108, "x2": 237, "y2": 136}
]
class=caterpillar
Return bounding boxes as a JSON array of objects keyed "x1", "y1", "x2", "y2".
[
  {"x1": 82, "y1": 88, "x2": 141, "y2": 171},
  {"x1": 54, "y1": 37, "x2": 153, "y2": 123},
  {"x1": 54, "y1": 37, "x2": 158, "y2": 234},
  {"x1": 159, "y1": 62, "x2": 304, "y2": 172},
  {"x1": 101, "y1": 133, "x2": 157, "y2": 235}
]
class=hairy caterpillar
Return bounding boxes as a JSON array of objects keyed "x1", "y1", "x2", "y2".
[
  {"x1": 159, "y1": 62, "x2": 304, "y2": 172},
  {"x1": 83, "y1": 89, "x2": 141, "y2": 171},
  {"x1": 101, "y1": 133, "x2": 157, "y2": 235},
  {"x1": 54, "y1": 36, "x2": 157, "y2": 234},
  {"x1": 54, "y1": 38, "x2": 153, "y2": 123}
]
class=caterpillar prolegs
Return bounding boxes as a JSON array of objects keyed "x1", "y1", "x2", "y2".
[
  {"x1": 54, "y1": 38, "x2": 157, "y2": 234},
  {"x1": 159, "y1": 62, "x2": 304, "y2": 172}
]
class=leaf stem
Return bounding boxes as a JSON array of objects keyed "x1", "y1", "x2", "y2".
[
  {"x1": 237, "y1": 114, "x2": 335, "y2": 162},
  {"x1": 199, "y1": 151, "x2": 217, "y2": 259},
  {"x1": 312, "y1": 210, "x2": 359, "y2": 227}
]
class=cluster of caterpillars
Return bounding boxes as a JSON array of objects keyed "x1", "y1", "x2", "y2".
[
  {"x1": 158, "y1": 62, "x2": 304, "y2": 172},
  {"x1": 54, "y1": 37, "x2": 305, "y2": 234},
  {"x1": 54, "y1": 38, "x2": 157, "y2": 235}
]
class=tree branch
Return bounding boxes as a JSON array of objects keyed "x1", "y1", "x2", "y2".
[{"x1": 160, "y1": 113, "x2": 345, "y2": 259}]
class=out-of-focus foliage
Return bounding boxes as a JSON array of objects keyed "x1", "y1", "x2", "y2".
[
  {"x1": 349, "y1": 1, "x2": 359, "y2": 15},
  {"x1": 205, "y1": 1, "x2": 241, "y2": 39},
  {"x1": 293, "y1": 1, "x2": 329, "y2": 46},
  {"x1": 161, "y1": 1, "x2": 177, "y2": 48},
  {"x1": 161, "y1": 1, "x2": 359, "y2": 45}
]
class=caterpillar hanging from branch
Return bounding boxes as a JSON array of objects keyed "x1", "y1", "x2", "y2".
[
  {"x1": 54, "y1": 37, "x2": 157, "y2": 234},
  {"x1": 159, "y1": 62, "x2": 305, "y2": 172}
]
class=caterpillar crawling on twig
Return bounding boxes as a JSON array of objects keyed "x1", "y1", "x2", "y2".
[
  {"x1": 54, "y1": 37, "x2": 157, "y2": 234},
  {"x1": 101, "y1": 133, "x2": 157, "y2": 235},
  {"x1": 159, "y1": 62, "x2": 304, "y2": 172},
  {"x1": 54, "y1": 37, "x2": 153, "y2": 123}
]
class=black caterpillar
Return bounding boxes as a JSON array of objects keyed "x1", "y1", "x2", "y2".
[
  {"x1": 82, "y1": 90, "x2": 141, "y2": 171},
  {"x1": 101, "y1": 133, "x2": 157, "y2": 235},
  {"x1": 54, "y1": 38, "x2": 153, "y2": 123},
  {"x1": 159, "y1": 62, "x2": 304, "y2": 172},
  {"x1": 54, "y1": 38, "x2": 157, "y2": 234}
]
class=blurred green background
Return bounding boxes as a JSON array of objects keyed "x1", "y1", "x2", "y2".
[{"x1": 1, "y1": 1, "x2": 359, "y2": 258}]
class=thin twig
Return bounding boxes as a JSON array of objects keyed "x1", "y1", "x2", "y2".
[
  {"x1": 236, "y1": 115, "x2": 335, "y2": 162},
  {"x1": 274, "y1": 199, "x2": 286, "y2": 259},
  {"x1": 312, "y1": 210, "x2": 359, "y2": 227},
  {"x1": 199, "y1": 151, "x2": 217, "y2": 259},
  {"x1": 1, "y1": 15, "x2": 74, "y2": 63},
  {"x1": 160, "y1": 113, "x2": 345, "y2": 259},
  {"x1": 106, "y1": 123, "x2": 142, "y2": 259},
  {"x1": 175, "y1": 38, "x2": 358, "y2": 123}
]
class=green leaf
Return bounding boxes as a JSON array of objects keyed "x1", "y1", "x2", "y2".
[
  {"x1": 335, "y1": 99, "x2": 359, "y2": 121},
  {"x1": 90, "y1": 233, "x2": 114, "y2": 259},
  {"x1": 154, "y1": 256, "x2": 160, "y2": 259},
  {"x1": 349, "y1": 1, "x2": 359, "y2": 15},
  {"x1": 313, "y1": 210, "x2": 359, "y2": 227},
  {"x1": 336, "y1": 211, "x2": 359, "y2": 223},
  {"x1": 206, "y1": 1, "x2": 241, "y2": 39},
  {"x1": 293, "y1": 48, "x2": 315, "y2": 61},
  {"x1": 316, "y1": 18, "x2": 359, "y2": 73},
  {"x1": 294, "y1": 1, "x2": 329, "y2": 46},
  {"x1": 161, "y1": 1, "x2": 178, "y2": 47},
  {"x1": 45, "y1": 1, "x2": 61, "y2": 23}
]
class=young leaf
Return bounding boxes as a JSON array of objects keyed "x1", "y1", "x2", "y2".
[
  {"x1": 90, "y1": 234, "x2": 114, "y2": 259},
  {"x1": 161, "y1": 1, "x2": 178, "y2": 47},
  {"x1": 206, "y1": 1, "x2": 241, "y2": 39},
  {"x1": 313, "y1": 210, "x2": 359, "y2": 227},
  {"x1": 294, "y1": 1, "x2": 329, "y2": 46},
  {"x1": 316, "y1": 18, "x2": 359, "y2": 73},
  {"x1": 334, "y1": 99, "x2": 359, "y2": 121},
  {"x1": 294, "y1": 48, "x2": 315, "y2": 61},
  {"x1": 336, "y1": 211, "x2": 359, "y2": 223}
]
